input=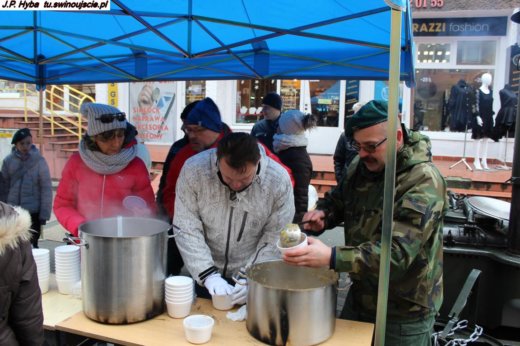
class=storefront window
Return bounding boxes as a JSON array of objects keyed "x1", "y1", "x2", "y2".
[
  {"x1": 413, "y1": 69, "x2": 493, "y2": 132},
  {"x1": 309, "y1": 80, "x2": 341, "y2": 127},
  {"x1": 457, "y1": 41, "x2": 496, "y2": 65},
  {"x1": 186, "y1": 81, "x2": 206, "y2": 104},
  {"x1": 280, "y1": 80, "x2": 301, "y2": 111},
  {"x1": 417, "y1": 43, "x2": 451, "y2": 64},
  {"x1": 235, "y1": 80, "x2": 276, "y2": 124}
]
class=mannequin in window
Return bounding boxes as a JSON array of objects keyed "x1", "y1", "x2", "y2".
[
  {"x1": 494, "y1": 84, "x2": 517, "y2": 139},
  {"x1": 472, "y1": 73, "x2": 496, "y2": 170},
  {"x1": 448, "y1": 79, "x2": 474, "y2": 132}
]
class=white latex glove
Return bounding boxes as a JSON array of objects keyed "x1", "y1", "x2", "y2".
[
  {"x1": 231, "y1": 279, "x2": 248, "y2": 305},
  {"x1": 476, "y1": 116, "x2": 483, "y2": 126},
  {"x1": 226, "y1": 305, "x2": 247, "y2": 322},
  {"x1": 204, "y1": 274, "x2": 234, "y2": 296}
]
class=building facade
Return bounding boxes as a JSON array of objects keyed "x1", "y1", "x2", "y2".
[{"x1": 89, "y1": 3, "x2": 519, "y2": 161}]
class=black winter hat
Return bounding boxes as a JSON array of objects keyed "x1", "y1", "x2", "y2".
[
  {"x1": 262, "y1": 92, "x2": 282, "y2": 111},
  {"x1": 11, "y1": 128, "x2": 32, "y2": 144}
]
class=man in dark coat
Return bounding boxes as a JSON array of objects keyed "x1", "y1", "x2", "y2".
[
  {"x1": 156, "y1": 101, "x2": 199, "y2": 219},
  {"x1": 251, "y1": 92, "x2": 282, "y2": 152}
]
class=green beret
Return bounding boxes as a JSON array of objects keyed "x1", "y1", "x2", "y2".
[{"x1": 345, "y1": 100, "x2": 388, "y2": 136}]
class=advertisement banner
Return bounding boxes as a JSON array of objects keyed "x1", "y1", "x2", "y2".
[{"x1": 129, "y1": 82, "x2": 177, "y2": 144}]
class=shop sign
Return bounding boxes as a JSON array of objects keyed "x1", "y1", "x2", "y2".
[
  {"x1": 107, "y1": 83, "x2": 118, "y2": 107},
  {"x1": 410, "y1": 0, "x2": 445, "y2": 10},
  {"x1": 129, "y1": 82, "x2": 177, "y2": 143},
  {"x1": 413, "y1": 17, "x2": 507, "y2": 36}
]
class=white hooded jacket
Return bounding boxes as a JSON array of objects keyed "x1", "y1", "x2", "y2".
[{"x1": 173, "y1": 145, "x2": 294, "y2": 285}]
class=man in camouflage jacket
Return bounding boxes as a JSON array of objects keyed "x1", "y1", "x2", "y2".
[{"x1": 283, "y1": 100, "x2": 447, "y2": 345}]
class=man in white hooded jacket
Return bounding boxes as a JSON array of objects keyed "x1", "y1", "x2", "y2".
[{"x1": 174, "y1": 133, "x2": 294, "y2": 305}]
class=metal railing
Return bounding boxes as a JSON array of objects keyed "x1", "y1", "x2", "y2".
[{"x1": 0, "y1": 82, "x2": 95, "y2": 140}]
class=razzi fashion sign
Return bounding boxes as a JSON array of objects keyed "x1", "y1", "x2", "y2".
[{"x1": 413, "y1": 17, "x2": 508, "y2": 36}]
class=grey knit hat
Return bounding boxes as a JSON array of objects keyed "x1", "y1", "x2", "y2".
[
  {"x1": 81, "y1": 103, "x2": 127, "y2": 136},
  {"x1": 278, "y1": 110, "x2": 306, "y2": 135}
]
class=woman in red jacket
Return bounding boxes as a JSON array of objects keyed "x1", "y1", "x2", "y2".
[{"x1": 54, "y1": 103, "x2": 156, "y2": 236}]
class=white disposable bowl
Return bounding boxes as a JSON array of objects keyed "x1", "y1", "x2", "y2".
[
  {"x1": 32, "y1": 248, "x2": 50, "y2": 257},
  {"x1": 39, "y1": 278, "x2": 49, "y2": 294},
  {"x1": 165, "y1": 295, "x2": 194, "y2": 305},
  {"x1": 165, "y1": 276, "x2": 193, "y2": 288},
  {"x1": 36, "y1": 263, "x2": 51, "y2": 273},
  {"x1": 54, "y1": 245, "x2": 80, "y2": 254},
  {"x1": 56, "y1": 279, "x2": 79, "y2": 295},
  {"x1": 55, "y1": 263, "x2": 81, "y2": 272},
  {"x1": 276, "y1": 233, "x2": 308, "y2": 255},
  {"x1": 166, "y1": 300, "x2": 193, "y2": 318},
  {"x1": 183, "y1": 315, "x2": 215, "y2": 344},
  {"x1": 212, "y1": 294, "x2": 234, "y2": 311},
  {"x1": 165, "y1": 291, "x2": 194, "y2": 301},
  {"x1": 165, "y1": 285, "x2": 193, "y2": 294}
]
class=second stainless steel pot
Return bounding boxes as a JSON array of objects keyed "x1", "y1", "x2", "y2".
[
  {"x1": 246, "y1": 260, "x2": 338, "y2": 346},
  {"x1": 77, "y1": 216, "x2": 169, "y2": 324}
]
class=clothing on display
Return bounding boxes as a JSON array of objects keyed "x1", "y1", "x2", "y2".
[
  {"x1": 447, "y1": 79, "x2": 475, "y2": 132},
  {"x1": 494, "y1": 84, "x2": 517, "y2": 139},
  {"x1": 471, "y1": 88, "x2": 498, "y2": 141}
]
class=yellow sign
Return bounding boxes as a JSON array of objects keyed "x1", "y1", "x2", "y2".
[{"x1": 108, "y1": 83, "x2": 118, "y2": 107}]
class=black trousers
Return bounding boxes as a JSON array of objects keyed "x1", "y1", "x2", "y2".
[{"x1": 29, "y1": 213, "x2": 42, "y2": 248}]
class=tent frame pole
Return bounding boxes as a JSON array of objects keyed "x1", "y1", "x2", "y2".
[{"x1": 374, "y1": 6, "x2": 403, "y2": 346}]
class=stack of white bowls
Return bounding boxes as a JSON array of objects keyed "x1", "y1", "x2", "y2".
[
  {"x1": 165, "y1": 276, "x2": 194, "y2": 318},
  {"x1": 54, "y1": 245, "x2": 80, "y2": 295},
  {"x1": 32, "y1": 248, "x2": 50, "y2": 294}
]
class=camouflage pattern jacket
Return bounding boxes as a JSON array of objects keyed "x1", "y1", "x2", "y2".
[{"x1": 318, "y1": 128, "x2": 447, "y2": 321}]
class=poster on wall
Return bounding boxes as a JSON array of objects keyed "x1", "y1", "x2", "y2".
[{"x1": 129, "y1": 82, "x2": 177, "y2": 143}]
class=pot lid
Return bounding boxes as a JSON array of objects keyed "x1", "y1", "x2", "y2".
[{"x1": 466, "y1": 196, "x2": 511, "y2": 221}]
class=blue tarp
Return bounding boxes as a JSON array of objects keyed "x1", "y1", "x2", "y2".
[{"x1": 0, "y1": 0, "x2": 414, "y2": 87}]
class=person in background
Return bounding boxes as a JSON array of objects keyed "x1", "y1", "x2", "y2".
[
  {"x1": 174, "y1": 133, "x2": 294, "y2": 305},
  {"x1": 273, "y1": 110, "x2": 316, "y2": 222},
  {"x1": 53, "y1": 103, "x2": 156, "y2": 236},
  {"x1": 283, "y1": 100, "x2": 447, "y2": 345},
  {"x1": 251, "y1": 92, "x2": 283, "y2": 152},
  {"x1": 156, "y1": 101, "x2": 199, "y2": 219},
  {"x1": 0, "y1": 201, "x2": 44, "y2": 345},
  {"x1": 333, "y1": 102, "x2": 364, "y2": 183},
  {"x1": 162, "y1": 97, "x2": 231, "y2": 275},
  {"x1": 0, "y1": 128, "x2": 52, "y2": 248},
  {"x1": 163, "y1": 98, "x2": 294, "y2": 276}
]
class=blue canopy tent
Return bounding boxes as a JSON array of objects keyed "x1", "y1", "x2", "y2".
[
  {"x1": 0, "y1": 1, "x2": 414, "y2": 344},
  {"x1": 0, "y1": 0, "x2": 414, "y2": 87}
]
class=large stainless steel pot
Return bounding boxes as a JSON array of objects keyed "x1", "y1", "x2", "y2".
[
  {"x1": 245, "y1": 260, "x2": 338, "y2": 346},
  {"x1": 76, "y1": 216, "x2": 169, "y2": 324}
]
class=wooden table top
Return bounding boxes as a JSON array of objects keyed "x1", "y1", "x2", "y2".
[
  {"x1": 55, "y1": 299, "x2": 374, "y2": 345},
  {"x1": 41, "y1": 274, "x2": 83, "y2": 331}
]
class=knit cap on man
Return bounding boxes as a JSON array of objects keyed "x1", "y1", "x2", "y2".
[
  {"x1": 81, "y1": 103, "x2": 127, "y2": 136},
  {"x1": 11, "y1": 128, "x2": 32, "y2": 144},
  {"x1": 262, "y1": 92, "x2": 282, "y2": 111},
  {"x1": 186, "y1": 97, "x2": 222, "y2": 133},
  {"x1": 345, "y1": 100, "x2": 388, "y2": 136}
]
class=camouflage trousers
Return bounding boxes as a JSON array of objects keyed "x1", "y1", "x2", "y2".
[
  {"x1": 340, "y1": 291, "x2": 435, "y2": 346},
  {"x1": 383, "y1": 313, "x2": 435, "y2": 346}
]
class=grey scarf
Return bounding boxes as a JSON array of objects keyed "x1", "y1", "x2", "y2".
[
  {"x1": 79, "y1": 140, "x2": 137, "y2": 175},
  {"x1": 273, "y1": 133, "x2": 308, "y2": 153}
]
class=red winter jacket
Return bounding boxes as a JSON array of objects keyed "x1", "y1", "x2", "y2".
[
  {"x1": 163, "y1": 132, "x2": 294, "y2": 220},
  {"x1": 53, "y1": 153, "x2": 156, "y2": 236}
]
